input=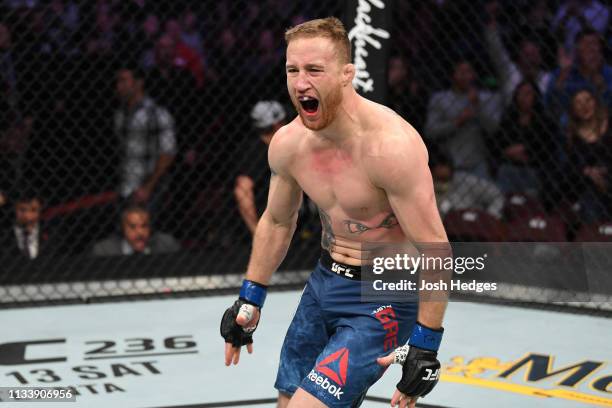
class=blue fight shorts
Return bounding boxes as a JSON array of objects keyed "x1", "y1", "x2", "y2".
[{"x1": 274, "y1": 251, "x2": 418, "y2": 407}]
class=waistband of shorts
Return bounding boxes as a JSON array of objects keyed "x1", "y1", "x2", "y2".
[{"x1": 319, "y1": 250, "x2": 362, "y2": 281}]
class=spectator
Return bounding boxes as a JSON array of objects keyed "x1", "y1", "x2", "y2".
[
  {"x1": 44, "y1": 0, "x2": 80, "y2": 56},
  {"x1": 0, "y1": 102, "x2": 33, "y2": 200},
  {"x1": 485, "y1": 1, "x2": 552, "y2": 106},
  {"x1": 430, "y1": 147, "x2": 505, "y2": 219},
  {"x1": 516, "y1": 0, "x2": 558, "y2": 70},
  {"x1": 387, "y1": 54, "x2": 427, "y2": 133},
  {"x1": 180, "y1": 9, "x2": 204, "y2": 59},
  {"x1": 163, "y1": 18, "x2": 204, "y2": 88},
  {"x1": 564, "y1": 89, "x2": 612, "y2": 222},
  {"x1": 148, "y1": 34, "x2": 198, "y2": 104},
  {"x1": 146, "y1": 34, "x2": 198, "y2": 141},
  {"x1": 0, "y1": 190, "x2": 57, "y2": 260},
  {"x1": 92, "y1": 205, "x2": 180, "y2": 256},
  {"x1": 208, "y1": 25, "x2": 243, "y2": 90},
  {"x1": 553, "y1": 0, "x2": 609, "y2": 52},
  {"x1": 545, "y1": 28, "x2": 612, "y2": 116},
  {"x1": 114, "y1": 66, "x2": 176, "y2": 215},
  {"x1": 0, "y1": 22, "x2": 19, "y2": 112},
  {"x1": 424, "y1": 59, "x2": 502, "y2": 178},
  {"x1": 234, "y1": 100, "x2": 286, "y2": 235},
  {"x1": 493, "y1": 81, "x2": 559, "y2": 196}
]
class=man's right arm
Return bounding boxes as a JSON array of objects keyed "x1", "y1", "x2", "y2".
[
  {"x1": 244, "y1": 127, "x2": 303, "y2": 286},
  {"x1": 221, "y1": 127, "x2": 302, "y2": 365}
]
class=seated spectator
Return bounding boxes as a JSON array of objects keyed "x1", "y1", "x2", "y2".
[
  {"x1": 484, "y1": 2, "x2": 552, "y2": 106},
  {"x1": 493, "y1": 81, "x2": 559, "y2": 196},
  {"x1": 564, "y1": 89, "x2": 612, "y2": 222},
  {"x1": 0, "y1": 190, "x2": 57, "y2": 260},
  {"x1": 425, "y1": 59, "x2": 502, "y2": 178},
  {"x1": 234, "y1": 100, "x2": 287, "y2": 235},
  {"x1": 92, "y1": 205, "x2": 180, "y2": 256},
  {"x1": 552, "y1": 0, "x2": 609, "y2": 52},
  {"x1": 545, "y1": 28, "x2": 612, "y2": 117},
  {"x1": 430, "y1": 148, "x2": 504, "y2": 219}
]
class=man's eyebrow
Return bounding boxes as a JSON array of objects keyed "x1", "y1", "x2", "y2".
[{"x1": 285, "y1": 63, "x2": 325, "y2": 69}]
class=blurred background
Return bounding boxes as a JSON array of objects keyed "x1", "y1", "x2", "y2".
[{"x1": 1, "y1": 0, "x2": 612, "y2": 307}]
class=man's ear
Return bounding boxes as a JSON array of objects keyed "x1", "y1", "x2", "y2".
[{"x1": 343, "y1": 63, "x2": 355, "y2": 86}]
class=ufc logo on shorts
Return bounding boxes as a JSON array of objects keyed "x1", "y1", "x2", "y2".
[
  {"x1": 331, "y1": 262, "x2": 354, "y2": 278},
  {"x1": 422, "y1": 368, "x2": 440, "y2": 381}
]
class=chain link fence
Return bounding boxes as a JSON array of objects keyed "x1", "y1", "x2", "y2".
[{"x1": 0, "y1": 0, "x2": 611, "y2": 310}]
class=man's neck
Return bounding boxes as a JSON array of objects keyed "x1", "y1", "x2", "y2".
[{"x1": 314, "y1": 89, "x2": 362, "y2": 143}]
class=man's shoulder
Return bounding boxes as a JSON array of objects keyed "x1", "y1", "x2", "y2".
[
  {"x1": 268, "y1": 118, "x2": 303, "y2": 168},
  {"x1": 361, "y1": 103, "x2": 427, "y2": 185},
  {"x1": 363, "y1": 102, "x2": 423, "y2": 155},
  {"x1": 274, "y1": 117, "x2": 305, "y2": 141}
]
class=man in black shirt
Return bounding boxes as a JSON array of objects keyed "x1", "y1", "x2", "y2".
[{"x1": 234, "y1": 100, "x2": 287, "y2": 235}]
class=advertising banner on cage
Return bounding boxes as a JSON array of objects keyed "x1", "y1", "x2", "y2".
[{"x1": 343, "y1": 0, "x2": 393, "y2": 104}]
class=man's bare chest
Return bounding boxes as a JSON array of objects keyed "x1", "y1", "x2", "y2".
[{"x1": 291, "y1": 148, "x2": 388, "y2": 218}]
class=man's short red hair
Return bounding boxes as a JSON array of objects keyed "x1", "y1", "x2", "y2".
[{"x1": 285, "y1": 17, "x2": 351, "y2": 64}]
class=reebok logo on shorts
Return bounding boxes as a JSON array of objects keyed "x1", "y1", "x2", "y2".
[
  {"x1": 307, "y1": 370, "x2": 344, "y2": 399},
  {"x1": 309, "y1": 347, "x2": 350, "y2": 400}
]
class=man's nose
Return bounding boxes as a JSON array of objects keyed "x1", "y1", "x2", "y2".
[{"x1": 295, "y1": 74, "x2": 311, "y2": 92}]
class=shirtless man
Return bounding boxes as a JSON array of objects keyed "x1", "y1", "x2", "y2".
[{"x1": 220, "y1": 17, "x2": 449, "y2": 408}]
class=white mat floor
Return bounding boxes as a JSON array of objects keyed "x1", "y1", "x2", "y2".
[{"x1": 0, "y1": 292, "x2": 610, "y2": 408}]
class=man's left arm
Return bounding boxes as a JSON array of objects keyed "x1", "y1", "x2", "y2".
[
  {"x1": 368, "y1": 125, "x2": 450, "y2": 327},
  {"x1": 367, "y1": 125, "x2": 451, "y2": 408}
]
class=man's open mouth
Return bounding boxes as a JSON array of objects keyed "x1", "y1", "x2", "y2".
[{"x1": 298, "y1": 96, "x2": 319, "y2": 114}]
